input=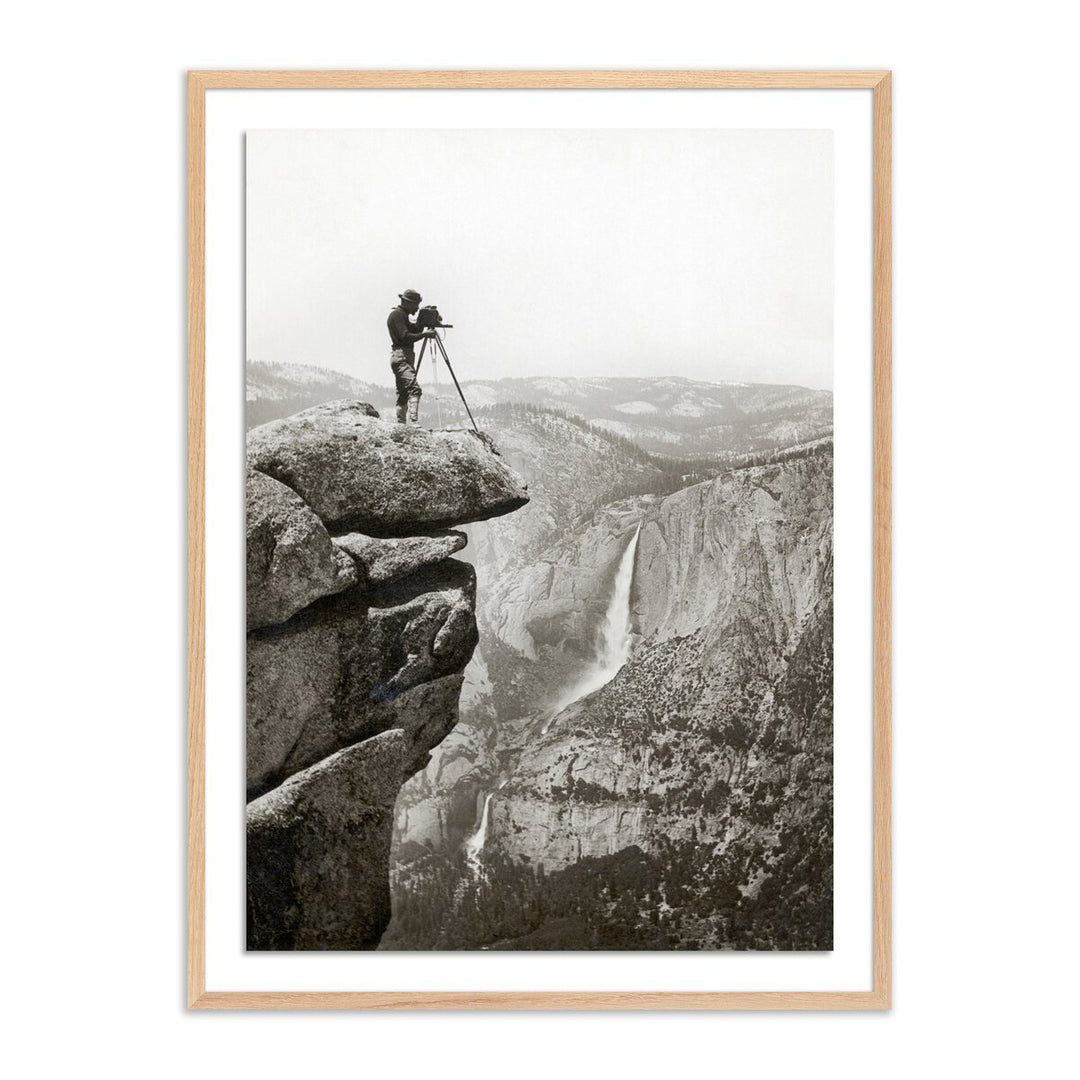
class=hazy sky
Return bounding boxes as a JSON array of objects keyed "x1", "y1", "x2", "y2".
[{"x1": 247, "y1": 129, "x2": 832, "y2": 389}]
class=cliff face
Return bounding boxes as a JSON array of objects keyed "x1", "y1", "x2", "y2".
[
  {"x1": 491, "y1": 462, "x2": 831, "y2": 866},
  {"x1": 245, "y1": 401, "x2": 528, "y2": 950},
  {"x1": 477, "y1": 454, "x2": 831, "y2": 869},
  {"x1": 634, "y1": 457, "x2": 831, "y2": 647}
]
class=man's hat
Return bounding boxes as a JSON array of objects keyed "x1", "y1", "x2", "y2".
[{"x1": 399, "y1": 289, "x2": 422, "y2": 304}]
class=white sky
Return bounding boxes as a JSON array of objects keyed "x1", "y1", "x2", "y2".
[{"x1": 247, "y1": 129, "x2": 832, "y2": 389}]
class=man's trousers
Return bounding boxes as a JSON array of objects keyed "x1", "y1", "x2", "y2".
[{"x1": 391, "y1": 349, "x2": 422, "y2": 424}]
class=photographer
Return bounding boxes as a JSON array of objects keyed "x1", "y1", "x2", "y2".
[{"x1": 387, "y1": 288, "x2": 437, "y2": 424}]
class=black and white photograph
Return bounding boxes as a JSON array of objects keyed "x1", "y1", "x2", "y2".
[{"x1": 244, "y1": 127, "x2": 835, "y2": 952}]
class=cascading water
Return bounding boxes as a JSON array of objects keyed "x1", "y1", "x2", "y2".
[
  {"x1": 544, "y1": 523, "x2": 641, "y2": 730},
  {"x1": 464, "y1": 792, "x2": 494, "y2": 870},
  {"x1": 464, "y1": 779, "x2": 507, "y2": 871}
]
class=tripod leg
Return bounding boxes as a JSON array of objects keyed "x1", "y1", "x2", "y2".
[
  {"x1": 434, "y1": 336, "x2": 480, "y2": 434},
  {"x1": 414, "y1": 337, "x2": 427, "y2": 377}
]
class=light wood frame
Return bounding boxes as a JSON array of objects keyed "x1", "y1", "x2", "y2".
[{"x1": 187, "y1": 69, "x2": 892, "y2": 1011}]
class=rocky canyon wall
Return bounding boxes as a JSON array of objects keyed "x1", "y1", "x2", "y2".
[
  {"x1": 394, "y1": 449, "x2": 832, "y2": 889},
  {"x1": 487, "y1": 452, "x2": 833, "y2": 883}
]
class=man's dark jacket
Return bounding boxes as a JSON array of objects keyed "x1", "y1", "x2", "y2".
[{"x1": 387, "y1": 306, "x2": 426, "y2": 360}]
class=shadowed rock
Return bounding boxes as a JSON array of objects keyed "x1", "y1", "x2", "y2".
[
  {"x1": 246, "y1": 469, "x2": 357, "y2": 630},
  {"x1": 247, "y1": 729, "x2": 407, "y2": 951},
  {"x1": 246, "y1": 559, "x2": 478, "y2": 800},
  {"x1": 247, "y1": 400, "x2": 529, "y2": 535},
  {"x1": 334, "y1": 530, "x2": 467, "y2": 588}
]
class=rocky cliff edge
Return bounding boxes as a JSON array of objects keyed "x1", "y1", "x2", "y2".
[{"x1": 245, "y1": 401, "x2": 528, "y2": 949}]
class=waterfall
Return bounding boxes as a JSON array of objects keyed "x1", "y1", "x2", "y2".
[
  {"x1": 465, "y1": 791, "x2": 494, "y2": 869},
  {"x1": 602, "y1": 523, "x2": 641, "y2": 671},
  {"x1": 546, "y1": 523, "x2": 641, "y2": 727},
  {"x1": 466, "y1": 528, "x2": 641, "y2": 867}
]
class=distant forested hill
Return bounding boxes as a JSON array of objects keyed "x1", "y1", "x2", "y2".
[
  {"x1": 245, "y1": 362, "x2": 391, "y2": 429},
  {"x1": 246, "y1": 361, "x2": 832, "y2": 458}
]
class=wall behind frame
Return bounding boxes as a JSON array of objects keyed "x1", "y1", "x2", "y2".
[{"x1": 3, "y1": 1, "x2": 1076, "y2": 1076}]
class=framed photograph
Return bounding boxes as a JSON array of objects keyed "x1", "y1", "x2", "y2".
[{"x1": 188, "y1": 69, "x2": 891, "y2": 1010}]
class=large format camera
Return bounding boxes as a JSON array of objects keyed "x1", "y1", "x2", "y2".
[{"x1": 416, "y1": 304, "x2": 451, "y2": 329}]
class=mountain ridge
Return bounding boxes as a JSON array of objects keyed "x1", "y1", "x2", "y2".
[{"x1": 247, "y1": 361, "x2": 832, "y2": 457}]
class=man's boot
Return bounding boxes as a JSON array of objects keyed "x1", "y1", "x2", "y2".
[
  {"x1": 407, "y1": 394, "x2": 420, "y2": 425},
  {"x1": 396, "y1": 403, "x2": 407, "y2": 424}
]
